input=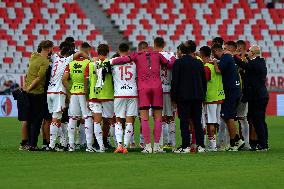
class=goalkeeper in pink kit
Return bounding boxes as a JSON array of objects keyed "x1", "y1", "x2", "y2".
[{"x1": 111, "y1": 41, "x2": 176, "y2": 153}]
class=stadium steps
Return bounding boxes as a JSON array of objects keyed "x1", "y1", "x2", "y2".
[{"x1": 76, "y1": 0, "x2": 133, "y2": 52}]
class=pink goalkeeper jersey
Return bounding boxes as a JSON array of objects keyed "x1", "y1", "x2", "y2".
[{"x1": 112, "y1": 50, "x2": 175, "y2": 90}]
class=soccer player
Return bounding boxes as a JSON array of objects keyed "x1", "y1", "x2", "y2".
[
  {"x1": 84, "y1": 44, "x2": 114, "y2": 153},
  {"x1": 199, "y1": 46, "x2": 225, "y2": 152},
  {"x1": 111, "y1": 41, "x2": 175, "y2": 153},
  {"x1": 211, "y1": 37, "x2": 225, "y2": 46},
  {"x1": 211, "y1": 44, "x2": 244, "y2": 151},
  {"x1": 225, "y1": 41, "x2": 250, "y2": 149},
  {"x1": 47, "y1": 43, "x2": 88, "y2": 151},
  {"x1": 62, "y1": 42, "x2": 94, "y2": 152},
  {"x1": 153, "y1": 37, "x2": 176, "y2": 150},
  {"x1": 112, "y1": 43, "x2": 138, "y2": 154}
]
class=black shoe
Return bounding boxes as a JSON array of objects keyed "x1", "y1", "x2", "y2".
[
  {"x1": 104, "y1": 142, "x2": 114, "y2": 150},
  {"x1": 55, "y1": 144, "x2": 65, "y2": 152},
  {"x1": 45, "y1": 146, "x2": 57, "y2": 152},
  {"x1": 29, "y1": 146, "x2": 42, "y2": 151}
]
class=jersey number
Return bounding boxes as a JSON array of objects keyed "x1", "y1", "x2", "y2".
[
  {"x1": 52, "y1": 64, "x2": 58, "y2": 78},
  {"x1": 119, "y1": 66, "x2": 133, "y2": 81}
]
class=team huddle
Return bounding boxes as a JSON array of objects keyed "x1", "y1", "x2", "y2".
[{"x1": 18, "y1": 36, "x2": 269, "y2": 153}]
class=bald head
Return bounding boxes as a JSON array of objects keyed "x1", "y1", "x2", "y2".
[{"x1": 249, "y1": 45, "x2": 261, "y2": 59}]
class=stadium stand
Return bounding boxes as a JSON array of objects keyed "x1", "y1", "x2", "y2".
[
  {"x1": 0, "y1": 0, "x2": 107, "y2": 73},
  {"x1": 97, "y1": 0, "x2": 284, "y2": 73},
  {"x1": 0, "y1": 0, "x2": 284, "y2": 74}
]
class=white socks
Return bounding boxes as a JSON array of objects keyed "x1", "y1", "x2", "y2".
[
  {"x1": 94, "y1": 122, "x2": 104, "y2": 149},
  {"x1": 68, "y1": 118, "x2": 77, "y2": 148},
  {"x1": 115, "y1": 122, "x2": 123, "y2": 146},
  {"x1": 115, "y1": 122, "x2": 134, "y2": 148},
  {"x1": 85, "y1": 117, "x2": 93, "y2": 149},
  {"x1": 168, "y1": 122, "x2": 176, "y2": 147},
  {"x1": 49, "y1": 122, "x2": 59, "y2": 148},
  {"x1": 208, "y1": 135, "x2": 217, "y2": 150},
  {"x1": 124, "y1": 123, "x2": 133, "y2": 148},
  {"x1": 240, "y1": 118, "x2": 250, "y2": 147},
  {"x1": 218, "y1": 119, "x2": 226, "y2": 147},
  {"x1": 59, "y1": 123, "x2": 68, "y2": 147}
]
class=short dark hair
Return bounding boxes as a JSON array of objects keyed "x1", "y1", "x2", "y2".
[
  {"x1": 225, "y1": 41, "x2": 237, "y2": 49},
  {"x1": 211, "y1": 44, "x2": 223, "y2": 51},
  {"x1": 212, "y1": 37, "x2": 224, "y2": 46},
  {"x1": 97, "y1": 44, "x2": 109, "y2": 56},
  {"x1": 138, "y1": 41, "x2": 148, "y2": 50},
  {"x1": 178, "y1": 42, "x2": 190, "y2": 54},
  {"x1": 65, "y1": 36, "x2": 75, "y2": 44},
  {"x1": 199, "y1": 46, "x2": 211, "y2": 57},
  {"x1": 60, "y1": 45, "x2": 74, "y2": 57},
  {"x1": 80, "y1": 42, "x2": 91, "y2": 49},
  {"x1": 236, "y1": 40, "x2": 246, "y2": 49},
  {"x1": 186, "y1": 40, "x2": 196, "y2": 53},
  {"x1": 38, "y1": 40, "x2": 54, "y2": 52},
  {"x1": 154, "y1": 37, "x2": 165, "y2": 48},
  {"x1": 59, "y1": 41, "x2": 71, "y2": 50},
  {"x1": 118, "y1": 43, "x2": 129, "y2": 53}
]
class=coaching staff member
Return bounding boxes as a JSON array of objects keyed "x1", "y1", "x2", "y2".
[
  {"x1": 24, "y1": 40, "x2": 54, "y2": 151},
  {"x1": 211, "y1": 44, "x2": 244, "y2": 151},
  {"x1": 236, "y1": 45, "x2": 269, "y2": 151},
  {"x1": 171, "y1": 41, "x2": 207, "y2": 153}
]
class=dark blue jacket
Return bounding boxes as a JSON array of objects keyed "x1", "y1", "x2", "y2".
[
  {"x1": 235, "y1": 56, "x2": 269, "y2": 101},
  {"x1": 171, "y1": 55, "x2": 207, "y2": 102}
]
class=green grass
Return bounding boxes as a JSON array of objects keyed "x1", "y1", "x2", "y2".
[{"x1": 0, "y1": 117, "x2": 284, "y2": 189}]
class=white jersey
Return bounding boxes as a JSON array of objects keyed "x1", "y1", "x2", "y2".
[
  {"x1": 160, "y1": 51, "x2": 175, "y2": 93},
  {"x1": 112, "y1": 61, "x2": 137, "y2": 98},
  {"x1": 47, "y1": 54, "x2": 73, "y2": 93}
]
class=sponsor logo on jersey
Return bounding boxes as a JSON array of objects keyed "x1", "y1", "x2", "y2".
[{"x1": 73, "y1": 63, "x2": 82, "y2": 69}]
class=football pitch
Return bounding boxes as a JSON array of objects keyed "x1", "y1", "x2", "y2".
[{"x1": 0, "y1": 117, "x2": 284, "y2": 189}]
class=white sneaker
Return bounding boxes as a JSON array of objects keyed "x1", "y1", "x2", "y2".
[
  {"x1": 226, "y1": 145, "x2": 238, "y2": 152},
  {"x1": 218, "y1": 144, "x2": 230, "y2": 152},
  {"x1": 94, "y1": 148, "x2": 105, "y2": 153},
  {"x1": 173, "y1": 146, "x2": 190, "y2": 153},
  {"x1": 141, "y1": 146, "x2": 152, "y2": 153},
  {"x1": 197, "y1": 146, "x2": 206, "y2": 153},
  {"x1": 68, "y1": 146, "x2": 75, "y2": 152},
  {"x1": 86, "y1": 148, "x2": 95, "y2": 152},
  {"x1": 153, "y1": 145, "x2": 166, "y2": 153},
  {"x1": 242, "y1": 145, "x2": 251, "y2": 151},
  {"x1": 236, "y1": 139, "x2": 245, "y2": 150}
]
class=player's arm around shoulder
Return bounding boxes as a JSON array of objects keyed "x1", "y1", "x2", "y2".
[{"x1": 84, "y1": 63, "x2": 90, "y2": 100}]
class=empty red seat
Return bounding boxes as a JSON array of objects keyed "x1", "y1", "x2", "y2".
[{"x1": 3, "y1": 57, "x2": 13, "y2": 64}]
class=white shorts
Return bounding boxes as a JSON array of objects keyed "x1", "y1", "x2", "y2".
[
  {"x1": 114, "y1": 98, "x2": 138, "y2": 118},
  {"x1": 204, "y1": 103, "x2": 221, "y2": 124},
  {"x1": 89, "y1": 101, "x2": 114, "y2": 118},
  {"x1": 236, "y1": 101, "x2": 248, "y2": 118},
  {"x1": 47, "y1": 93, "x2": 66, "y2": 119},
  {"x1": 68, "y1": 95, "x2": 92, "y2": 118},
  {"x1": 162, "y1": 94, "x2": 174, "y2": 116}
]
